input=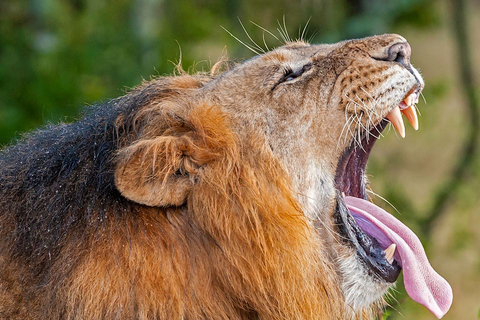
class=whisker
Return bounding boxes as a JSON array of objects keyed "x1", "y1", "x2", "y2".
[
  {"x1": 356, "y1": 113, "x2": 369, "y2": 147},
  {"x1": 340, "y1": 104, "x2": 352, "y2": 145},
  {"x1": 351, "y1": 103, "x2": 365, "y2": 151},
  {"x1": 250, "y1": 21, "x2": 281, "y2": 43},
  {"x1": 337, "y1": 113, "x2": 355, "y2": 150},
  {"x1": 385, "y1": 122, "x2": 392, "y2": 135},
  {"x1": 282, "y1": 15, "x2": 292, "y2": 42},
  {"x1": 221, "y1": 26, "x2": 261, "y2": 55},
  {"x1": 420, "y1": 91, "x2": 427, "y2": 104},
  {"x1": 276, "y1": 16, "x2": 291, "y2": 44},
  {"x1": 238, "y1": 18, "x2": 265, "y2": 54},
  {"x1": 352, "y1": 103, "x2": 368, "y2": 133},
  {"x1": 276, "y1": 25, "x2": 288, "y2": 43},
  {"x1": 384, "y1": 290, "x2": 401, "y2": 310},
  {"x1": 414, "y1": 103, "x2": 422, "y2": 116},
  {"x1": 299, "y1": 17, "x2": 312, "y2": 42},
  {"x1": 344, "y1": 101, "x2": 362, "y2": 147},
  {"x1": 366, "y1": 189, "x2": 401, "y2": 215},
  {"x1": 307, "y1": 31, "x2": 319, "y2": 43},
  {"x1": 262, "y1": 32, "x2": 270, "y2": 51},
  {"x1": 343, "y1": 102, "x2": 356, "y2": 144},
  {"x1": 356, "y1": 89, "x2": 382, "y2": 141},
  {"x1": 276, "y1": 28, "x2": 288, "y2": 43}
]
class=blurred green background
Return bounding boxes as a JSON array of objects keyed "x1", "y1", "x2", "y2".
[{"x1": 1, "y1": 0, "x2": 479, "y2": 319}]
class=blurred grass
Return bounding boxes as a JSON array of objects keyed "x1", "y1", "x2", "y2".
[{"x1": 1, "y1": 0, "x2": 479, "y2": 319}]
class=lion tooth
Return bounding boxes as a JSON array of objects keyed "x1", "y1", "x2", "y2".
[
  {"x1": 384, "y1": 243, "x2": 396, "y2": 264},
  {"x1": 403, "y1": 94, "x2": 414, "y2": 106},
  {"x1": 401, "y1": 105, "x2": 419, "y2": 130},
  {"x1": 386, "y1": 106, "x2": 405, "y2": 138}
]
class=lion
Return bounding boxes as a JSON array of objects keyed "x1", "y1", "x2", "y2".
[{"x1": 0, "y1": 34, "x2": 452, "y2": 319}]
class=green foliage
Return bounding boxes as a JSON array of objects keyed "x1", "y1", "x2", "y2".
[
  {"x1": 0, "y1": 0, "x2": 441, "y2": 145},
  {"x1": 345, "y1": 0, "x2": 438, "y2": 37},
  {"x1": 1, "y1": 1, "x2": 241, "y2": 143}
]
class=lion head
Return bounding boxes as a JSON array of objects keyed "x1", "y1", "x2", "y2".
[{"x1": 0, "y1": 34, "x2": 452, "y2": 320}]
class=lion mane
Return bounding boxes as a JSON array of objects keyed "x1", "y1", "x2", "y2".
[{"x1": 0, "y1": 74, "x2": 343, "y2": 319}]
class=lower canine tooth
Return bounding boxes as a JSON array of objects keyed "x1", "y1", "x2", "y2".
[
  {"x1": 386, "y1": 106, "x2": 406, "y2": 138},
  {"x1": 401, "y1": 105, "x2": 419, "y2": 130},
  {"x1": 384, "y1": 243, "x2": 396, "y2": 264}
]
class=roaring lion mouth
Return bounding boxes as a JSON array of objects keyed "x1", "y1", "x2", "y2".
[{"x1": 334, "y1": 88, "x2": 453, "y2": 319}]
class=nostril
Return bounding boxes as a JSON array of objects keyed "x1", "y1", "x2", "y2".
[
  {"x1": 386, "y1": 42, "x2": 411, "y2": 67},
  {"x1": 394, "y1": 51, "x2": 405, "y2": 64}
]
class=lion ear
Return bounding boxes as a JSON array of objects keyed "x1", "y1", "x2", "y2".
[
  {"x1": 114, "y1": 134, "x2": 199, "y2": 207},
  {"x1": 115, "y1": 103, "x2": 235, "y2": 207}
]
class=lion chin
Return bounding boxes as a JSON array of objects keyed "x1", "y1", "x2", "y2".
[{"x1": 0, "y1": 34, "x2": 452, "y2": 320}]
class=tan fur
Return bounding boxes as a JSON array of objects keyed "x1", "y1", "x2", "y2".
[{"x1": 0, "y1": 34, "x2": 422, "y2": 319}]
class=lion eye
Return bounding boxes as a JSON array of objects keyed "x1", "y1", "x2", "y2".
[
  {"x1": 279, "y1": 63, "x2": 312, "y2": 84},
  {"x1": 284, "y1": 69, "x2": 297, "y2": 81}
]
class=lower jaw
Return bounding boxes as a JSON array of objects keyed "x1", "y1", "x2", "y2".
[
  {"x1": 338, "y1": 253, "x2": 393, "y2": 312},
  {"x1": 335, "y1": 196, "x2": 401, "y2": 283}
]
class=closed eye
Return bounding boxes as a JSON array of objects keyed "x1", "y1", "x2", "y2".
[{"x1": 275, "y1": 63, "x2": 313, "y2": 88}]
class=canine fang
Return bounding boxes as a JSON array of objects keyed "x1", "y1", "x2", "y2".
[
  {"x1": 384, "y1": 244, "x2": 396, "y2": 264},
  {"x1": 386, "y1": 106, "x2": 406, "y2": 138}
]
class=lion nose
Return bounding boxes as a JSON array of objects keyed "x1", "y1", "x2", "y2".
[{"x1": 386, "y1": 42, "x2": 411, "y2": 67}]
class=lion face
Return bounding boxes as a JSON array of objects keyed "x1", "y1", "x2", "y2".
[
  {"x1": 114, "y1": 34, "x2": 451, "y2": 318},
  {"x1": 205, "y1": 34, "x2": 422, "y2": 216}
]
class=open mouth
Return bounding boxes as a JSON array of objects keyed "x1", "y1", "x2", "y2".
[
  {"x1": 334, "y1": 88, "x2": 453, "y2": 319},
  {"x1": 334, "y1": 118, "x2": 402, "y2": 282}
]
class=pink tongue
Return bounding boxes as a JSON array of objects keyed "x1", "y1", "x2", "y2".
[{"x1": 344, "y1": 196, "x2": 453, "y2": 319}]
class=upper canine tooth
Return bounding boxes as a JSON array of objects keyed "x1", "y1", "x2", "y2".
[
  {"x1": 386, "y1": 106, "x2": 406, "y2": 138},
  {"x1": 401, "y1": 105, "x2": 419, "y2": 130},
  {"x1": 384, "y1": 243, "x2": 396, "y2": 264}
]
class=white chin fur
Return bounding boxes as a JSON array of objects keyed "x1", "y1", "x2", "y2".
[{"x1": 338, "y1": 252, "x2": 394, "y2": 312}]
